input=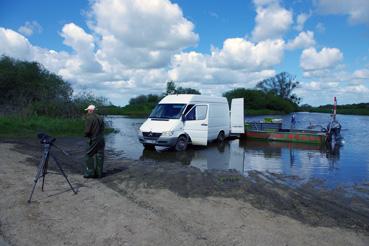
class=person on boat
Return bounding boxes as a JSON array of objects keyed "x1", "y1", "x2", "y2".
[
  {"x1": 291, "y1": 113, "x2": 296, "y2": 129},
  {"x1": 326, "y1": 115, "x2": 342, "y2": 143}
]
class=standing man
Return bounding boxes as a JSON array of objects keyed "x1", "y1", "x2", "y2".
[
  {"x1": 291, "y1": 113, "x2": 296, "y2": 129},
  {"x1": 84, "y1": 105, "x2": 105, "y2": 178}
]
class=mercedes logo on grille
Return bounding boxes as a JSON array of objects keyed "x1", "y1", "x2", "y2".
[{"x1": 148, "y1": 131, "x2": 153, "y2": 137}]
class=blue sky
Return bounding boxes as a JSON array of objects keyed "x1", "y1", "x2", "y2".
[{"x1": 1, "y1": 0, "x2": 369, "y2": 106}]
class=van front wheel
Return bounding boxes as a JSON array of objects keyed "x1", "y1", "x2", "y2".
[
  {"x1": 143, "y1": 144, "x2": 155, "y2": 150},
  {"x1": 217, "y1": 131, "x2": 225, "y2": 143},
  {"x1": 175, "y1": 135, "x2": 188, "y2": 151}
]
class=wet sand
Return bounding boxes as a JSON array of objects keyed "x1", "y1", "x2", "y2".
[{"x1": 0, "y1": 137, "x2": 369, "y2": 245}]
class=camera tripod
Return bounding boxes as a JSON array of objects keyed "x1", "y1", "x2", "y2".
[{"x1": 28, "y1": 138, "x2": 78, "y2": 203}]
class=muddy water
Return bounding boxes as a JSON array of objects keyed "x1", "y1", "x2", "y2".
[{"x1": 105, "y1": 112, "x2": 369, "y2": 188}]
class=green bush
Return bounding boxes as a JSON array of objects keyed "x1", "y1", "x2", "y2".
[
  {"x1": 0, "y1": 116, "x2": 84, "y2": 137},
  {"x1": 223, "y1": 88, "x2": 297, "y2": 114},
  {"x1": 0, "y1": 115, "x2": 115, "y2": 137}
]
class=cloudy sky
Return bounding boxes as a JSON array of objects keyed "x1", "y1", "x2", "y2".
[{"x1": 1, "y1": 0, "x2": 369, "y2": 106}]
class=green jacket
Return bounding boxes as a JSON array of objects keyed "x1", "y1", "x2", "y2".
[{"x1": 84, "y1": 112, "x2": 105, "y2": 140}]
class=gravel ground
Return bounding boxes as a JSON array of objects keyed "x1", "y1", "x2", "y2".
[{"x1": 0, "y1": 138, "x2": 368, "y2": 246}]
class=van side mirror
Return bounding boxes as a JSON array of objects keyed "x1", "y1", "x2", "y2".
[{"x1": 181, "y1": 115, "x2": 186, "y2": 121}]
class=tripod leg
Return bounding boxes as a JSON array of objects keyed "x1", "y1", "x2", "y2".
[
  {"x1": 28, "y1": 153, "x2": 47, "y2": 203},
  {"x1": 50, "y1": 154, "x2": 78, "y2": 194},
  {"x1": 41, "y1": 155, "x2": 49, "y2": 192}
]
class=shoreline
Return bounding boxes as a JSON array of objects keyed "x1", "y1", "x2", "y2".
[{"x1": 1, "y1": 137, "x2": 369, "y2": 245}]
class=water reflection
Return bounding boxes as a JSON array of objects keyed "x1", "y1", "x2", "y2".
[
  {"x1": 106, "y1": 114, "x2": 368, "y2": 187},
  {"x1": 138, "y1": 138, "x2": 342, "y2": 183}
]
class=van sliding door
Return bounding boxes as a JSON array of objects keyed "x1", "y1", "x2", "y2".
[{"x1": 183, "y1": 104, "x2": 208, "y2": 146}]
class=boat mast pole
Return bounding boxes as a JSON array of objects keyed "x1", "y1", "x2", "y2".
[{"x1": 333, "y1": 96, "x2": 337, "y2": 121}]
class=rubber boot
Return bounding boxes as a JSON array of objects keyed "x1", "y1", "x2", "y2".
[
  {"x1": 95, "y1": 150, "x2": 104, "y2": 178},
  {"x1": 84, "y1": 154, "x2": 96, "y2": 178}
]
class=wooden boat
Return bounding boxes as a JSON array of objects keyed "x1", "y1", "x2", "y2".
[
  {"x1": 241, "y1": 122, "x2": 326, "y2": 145},
  {"x1": 240, "y1": 98, "x2": 343, "y2": 145},
  {"x1": 239, "y1": 138, "x2": 325, "y2": 151},
  {"x1": 242, "y1": 129, "x2": 326, "y2": 145}
]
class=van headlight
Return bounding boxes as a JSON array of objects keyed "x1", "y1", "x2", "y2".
[
  {"x1": 138, "y1": 130, "x2": 143, "y2": 137},
  {"x1": 161, "y1": 131, "x2": 174, "y2": 137}
]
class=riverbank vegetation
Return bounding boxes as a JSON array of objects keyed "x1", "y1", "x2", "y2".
[
  {"x1": 0, "y1": 56, "x2": 113, "y2": 136},
  {"x1": 223, "y1": 87, "x2": 298, "y2": 115},
  {"x1": 299, "y1": 103, "x2": 369, "y2": 115},
  {"x1": 0, "y1": 116, "x2": 84, "y2": 137}
]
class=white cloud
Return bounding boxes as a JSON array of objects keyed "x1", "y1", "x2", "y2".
[
  {"x1": 209, "y1": 38, "x2": 285, "y2": 71},
  {"x1": 168, "y1": 50, "x2": 276, "y2": 88},
  {"x1": 18, "y1": 21, "x2": 43, "y2": 36},
  {"x1": 0, "y1": 27, "x2": 73, "y2": 76},
  {"x1": 339, "y1": 84, "x2": 369, "y2": 93},
  {"x1": 1, "y1": 0, "x2": 290, "y2": 105},
  {"x1": 0, "y1": 0, "x2": 203, "y2": 105},
  {"x1": 168, "y1": 37, "x2": 283, "y2": 87},
  {"x1": 286, "y1": 31, "x2": 315, "y2": 50},
  {"x1": 89, "y1": 0, "x2": 198, "y2": 69},
  {"x1": 61, "y1": 23, "x2": 94, "y2": 52},
  {"x1": 60, "y1": 23, "x2": 101, "y2": 72},
  {"x1": 251, "y1": 0, "x2": 293, "y2": 41},
  {"x1": 302, "y1": 80, "x2": 339, "y2": 91},
  {"x1": 298, "y1": 78, "x2": 369, "y2": 105},
  {"x1": 315, "y1": 22, "x2": 325, "y2": 33},
  {"x1": 294, "y1": 13, "x2": 310, "y2": 31},
  {"x1": 353, "y1": 69, "x2": 369, "y2": 79},
  {"x1": 0, "y1": 28, "x2": 33, "y2": 60},
  {"x1": 316, "y1": 0, "x2": 369, "y2": 25},
  {"x1": 300, "y1": 47, "x2": 343, "y2": 71},
  {"x1": 304, "y1": 81, "x2": 321, "y2": 90}
]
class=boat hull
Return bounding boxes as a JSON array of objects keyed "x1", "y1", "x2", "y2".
[{"x1": 242, "y1": 130, "x2": 326, "y2": 145}]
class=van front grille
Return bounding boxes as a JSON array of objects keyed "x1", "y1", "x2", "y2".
[{"x1": 143, "y1": 132, "x2": 162, "y2": 139}]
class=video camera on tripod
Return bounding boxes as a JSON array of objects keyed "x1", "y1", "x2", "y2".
[
  {"x1": 28, "y1": 133, "x2": 78, "y2": 203},
  {"x1": 37, "y1": 133, "x2": 56, "y2": 145}
]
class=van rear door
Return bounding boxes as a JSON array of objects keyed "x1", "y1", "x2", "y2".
[
  {"x1": 183, "y1": 104, "x2": 208, "y2": 146},
  {"x1": 231, "y1": 98, "x2": 245, "y2": 134}
]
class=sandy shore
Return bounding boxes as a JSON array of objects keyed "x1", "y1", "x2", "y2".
[{"x1": 0, "y1": 138, "x2": 368, "y2": 246}]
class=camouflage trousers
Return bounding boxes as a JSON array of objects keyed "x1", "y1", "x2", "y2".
[{"x1": 85, "y1": 139, "x2": 105, "y2": 178}]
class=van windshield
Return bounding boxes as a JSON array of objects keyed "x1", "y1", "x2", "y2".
[{"x1": 149, "y1": 104, "x2": 186, "y2": 119}]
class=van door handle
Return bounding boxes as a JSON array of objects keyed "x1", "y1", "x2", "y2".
[{"x1": 201, "y1": 123, "x2": 208, "y2": 126}]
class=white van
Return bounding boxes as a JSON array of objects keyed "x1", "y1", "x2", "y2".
[{"x1": 138, "y1": 94, "x2": 244, "y2": 151}]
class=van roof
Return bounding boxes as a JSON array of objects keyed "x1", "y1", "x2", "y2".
[{"x1": 159, "y1": 94, "x2": 227, "y2": 104}]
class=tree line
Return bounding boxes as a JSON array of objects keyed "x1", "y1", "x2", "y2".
[
  {"x1": 0, "y1": 56, "x2": 109, "y2": 117},
  {"x1": 299, "y1": 102, "x2": 369, "y2": 115}
]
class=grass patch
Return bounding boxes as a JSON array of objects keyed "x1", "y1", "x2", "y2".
[{"x1": 0, "y1": 116, "x2": 114, "y2": 137}]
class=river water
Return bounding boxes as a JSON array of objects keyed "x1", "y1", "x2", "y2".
[{"x1": 105, "y1": 112, "x2": 369, "y2": 188}]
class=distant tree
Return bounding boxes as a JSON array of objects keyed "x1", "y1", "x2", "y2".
[
  {"x1": 127, "y1": 94, "x2": 162, "y2": 106},
  {"x1": 299, "y1": 104, "x2": 313, "y2": 111},
  {"x1": 165, "y1": 81, "x2": 200, "y2": 95},
  {"x1": 147, "y1": 94, "x2": 161, "y2": 104},
  {"x1": 0, "y1": 56, "x2": 73, "y2": 106},
  {"x1": 176, "y1": 86, "x2": 201, "y2": 94},
  {"x1": 256, "y1": 72, "x2": 301, "y2": 104},
  {"x1": 129, "y1": 95, "x2": 147, "y2": 105},
  {"x1": 223, "y1": 88, "x2": 297, "y2": 114},
  {"x1": 166, "y1": 81, "x2": 177, "y2": 95},
  {"x1": 73, "y1": 91, "x2": 110, "y2": 107}
]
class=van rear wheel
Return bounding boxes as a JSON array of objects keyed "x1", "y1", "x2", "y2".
[
  {"x1": 217, "y1": 131, "x2": 225, "y2": 143},
  {"x1": 175, "y1": 135, "x2": 188, "y2": 151}
]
